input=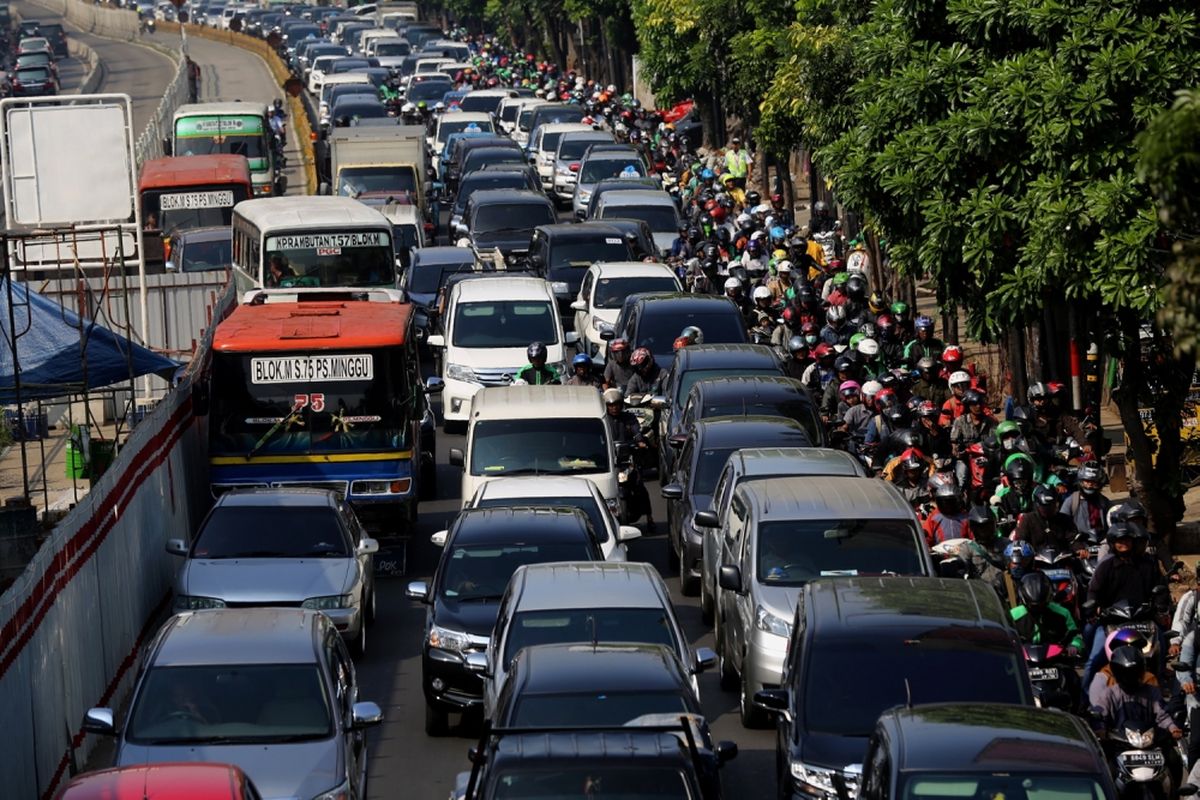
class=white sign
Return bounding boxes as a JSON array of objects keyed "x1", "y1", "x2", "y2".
[
  {"x1": 267, "y1": 232, "x2": 390, "y2": 250},
  {"x1": 160, "y1": 190, "x2": 236, "y2": 211},
  {"x1": 250, "y1": 354, "x2": 374, "y2": 384}
]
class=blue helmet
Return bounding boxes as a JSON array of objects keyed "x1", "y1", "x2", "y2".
[
  {"x1": 700, "y1": 168, "x2": 714, "y2": 181},
  {"x1": 770, "y1": 225, "x2": 786, "y2": 241},
  {"x1": 1004, "y1": 540, "x2": 1034, "y2": 563},
  {"x1": 572, "y1": 353, "x2": 592, "y2": 369}
]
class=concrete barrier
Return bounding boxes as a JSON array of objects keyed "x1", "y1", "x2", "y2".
[{"x1": 66, "y1": 38, "x2": 103, "y2": 95}]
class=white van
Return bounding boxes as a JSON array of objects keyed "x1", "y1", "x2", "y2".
[
  {"x1": 448, "y1": 385, "x2": 618, "y2": 508},
  {"x1": 427, "y1": 276, "x2": 578, "y2": 430},
  {"x1": 529, "y1": 122, "x2": 596, "y2": 191}
]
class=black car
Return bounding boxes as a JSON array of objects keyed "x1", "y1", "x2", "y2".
[
  {"x1": 679, "y1": 376, "x2": 825, "y2": 447},
  {"x1": 527, "y1": 223, "x2": 634, "y2": 314},
  {"x1": 860, "y1": 703, "x2": 1116, "y2": 800},
  {"x1": 662, "y1": 416, "x2": 813, "y2": 595},
  {"x1": 406, "y1": 506, "x2": 603, "y2": 735},
  {"x1": 490, "y1": 643, "x2": 737, "y2": 798},
  {"x1": 603, "y1": 293, "x2": 749, "y2": 371},
  {"x1": 9, "y1": 65, "x2": 55, "y2": 96},
  {"x1": 653, "y1": 344, "x2": 786, "y2": 478},
  {"x1": 328, "y1": 96, "x2": 388, "y2": 127},
  {"x1": 596, "y1": 216, "x2": 657, "y2": 260},
  {"x1": 34, "y1": 22, "x2": 66, "y2": 57},
  {"x1": 455, "y1": 146, "x2": 527, "y2": 193},
  {"x1": 169, "y1": 226, "x2": 231, "y2": 273},
  {"x1": 754, "y1": 578, "x2": 1032, "y2": 800},
  {"x1": 446, "y1": 135, "x2": 518, "y2": 195},
  {"x1": 450, "y1": 168, "x2": 541, "y2": 230},
  {"x1": 460, "y1": 189, "x2": 556, "y2": 262},
  {"x1": 401, "y1": 246, "x2": 481, "y2": 338}
]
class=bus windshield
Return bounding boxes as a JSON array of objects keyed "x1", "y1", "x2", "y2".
[
  {"x1": 264, "y1": 229, "x2": 395, "y2": 288},
  {"x1": 142, "y1": 184, "x2": 248, "y2": 233},
  {"x1": 209, "y1": 347, "x2": 410, "y2": 455},
  {"x1": 174, "y1": 116, "x2": 267, "y2": 161}
]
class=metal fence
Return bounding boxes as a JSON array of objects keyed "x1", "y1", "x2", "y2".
[{"x1": 134, "y1": 59, "x2": 188, "y2": 168}]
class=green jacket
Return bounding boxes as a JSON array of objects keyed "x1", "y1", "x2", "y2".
[{"x1": 1010, "y1": 602, "x2": 1083, "y2": 650}]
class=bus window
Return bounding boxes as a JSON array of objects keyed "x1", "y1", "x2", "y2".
[{"x1": 263, "y1": 231, "x2": 394, "y2": 288}]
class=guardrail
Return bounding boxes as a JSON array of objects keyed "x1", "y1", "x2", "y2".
[{"x1": 133, "y1": 57, "x2": 188, "y2": 168}]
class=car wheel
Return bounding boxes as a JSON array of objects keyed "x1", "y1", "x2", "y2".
[
  {"x1": 424, "y1": 701, "x2": 449, "y2": 737},
  {"x1": 350, "y1": 619, "x2": 367, "y2": 659},
  {"x1": 667, "y1": 531, "x2": 680, "y2": 571},
  {"x1": 700, "y1": 573, "x2": 714, "y2": 623},
  {"x1": 739, "y1": 660, "x2": 768, "y2": 729},
  {"x1": 680, "y1": 558, "x2": 700, "y2": 597}
]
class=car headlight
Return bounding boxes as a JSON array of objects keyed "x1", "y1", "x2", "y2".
[
  {"x1": 175, "y1": 595, "x2": 227, "y2": 610},
  {"x1": 312, "y1": 779, "x2": 350, "y2": 800},
  {"x1": 550, "y1": 281, "x2": 569, "y2": 294},
  {"x1": 577, "y1": 190, "x2": 591, "y2": 203},
  {"x1": 591, "y1": 317, "x2": 607, "y2": 331},
  {"x1": 303, "y1": 594, "x2": 353, "y2": 610},
  {"x1": 428, "y1": 624, "x2": 472, "y2": 654},
  {"x1": 556, "y1": 164, "x2": 572, "y2": 176},
  {"x1": 791, "y1": 761, "x2": 838, "y2": 798},
  {"x1": 446, "y1": 363, "x2": 478, "y2": 383},
  {"x1": 755, "y1": 605, "x2": 792, "y2": 638}
]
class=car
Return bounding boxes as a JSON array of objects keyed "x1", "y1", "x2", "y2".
[
  {"x1": 574, "y1": 158, "x2": 654, "y2": 219},
  {"x1": 662, "y1": 416, "x2": 815, "y2": 596},
  {"x1": 464, "y1": 476, "x2": 641, "y2": 562},
  {"x1": 321, "y1": 81, "x2": 379, "y2": 125},
  {"x1": 597, "y1": 216, "x2": 659, "y2": 260},
  {"x1": 16, "y1": 35, "x2": 50, "y2": 54},
  {"x1": 604, "y1": 294, "x2": 751, "y2": 372},
  {"x1": 754, "y1": 578, "x2": 1032, "y2": 793},
  {"x1": 513, "y1": 100, "x2": 552, "y2": 147},
  {"x1": 458, "y1": 87, "x2": 516, "y2": 116},
  {"x1": 497, "y1": 96, "x2": 538, "y2": 135},
  {"x1": 81, "y1": 608, "x2": 383, "y2": 800},
  {"x1": 571, "y1": 261, "x2": 682, "y2": 357},
  {"x1": 527, "y1": 122, "x2": 596, "y2": 191},
  {"x1": 54, "y1": 763, "x2": 263, "y2": 800},
  {"x1": 449, "y1": 167, "x2": 541, "y2": 232},
  {"x1": 400, "y1": 245, "x2": 481, "y2": 339},
  {"x1": 404, "y1": 75, "x2": 453, "y2": 106},
  {"x1": 432, "y1": 111, "x2": 495, "y2": 159},
  {"x1": 439, "y1": 130, "x2": 508, "y2": 185},
  {"x1": 486, "y1": 643, "x2": 737, "y2": 799},
  {"x1": 452, "y1": 144, "x2": 527, "y2": 195},
  {"x1": 697, "y1": 447, "x2": 869, "y2": 621},
  {"x1": 14, "y1": 50, "x2": 56, "y2": 76},
  {"x1": 478, "y1": 561, "x2": 713, "y2": 717},
  {"x1": 525, "y1": 103, "x2": 588, "y2": 149},
  {"x1": 526, "y1": 223, "x2": 634, "y2": 314},
  {"x1": 327, "y1": 95, "x2": 388, "y2": 127},
  {"x1": 9, "y1": 64, "x2": 56, "y2": 96},
  {"x1": 858, "y1": 703, "x2": 1117, "y2": 800},
  {"x1": 458, "y1": 189, "x2": 556, "y2": 262},
  {"x1": 405, "y1": 506, "x2": 605, "y2": 735},
  {"x1": 592, "y1": 188, "x2": 683, "y2": 254},
  {"x1": 378, "y1": 201, "x2": 426, "y2": 270},
  {"x1": 166, "y1": 488, "x2": 378, "y2": 656},
  {"x1": 167, "y1": 226, "x2": 232, "y2": 273},
  {"x1": 550, "y1": 130, "x2": 614, "y2": 202},
  {"x1": 678, "y1": 376, "x2": 825, "y2": 447}
]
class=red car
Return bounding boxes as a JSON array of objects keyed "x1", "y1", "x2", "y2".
[{"x1": 55, "y1": 763, "x2": 262, "y2": 800}]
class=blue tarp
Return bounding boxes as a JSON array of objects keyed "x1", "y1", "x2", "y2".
[{"x1": 0, "y1": 279, "x2": 180, "y2": 402}]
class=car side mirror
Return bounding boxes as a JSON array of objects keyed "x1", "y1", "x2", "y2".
[
  {"x1": 164, "y1": 260, "x2": 177, "y2": 272},
  {"x1": 464, "y1": 652, "x2": 489, "y2": 675},
  {"x1": 350, "y1": 701, "x2": 383, "y2": 729},
  {"x1": 716, "y1": 740, "x2": 738, "y2": 765},
  {"x1": 668, "y1": 433, "x2": 687, "y2": 449},
  {"x1": 564, "y1": 331, "x2": 579, "y2": 345},
  {"x1": 424, "y1": 376, "x2": 445, "y2": 394},
  {"x1": 453, "y1": 222, "x2": 467, "y2": 237},
  {"x1": 599, "y1": 326, "x2": 615, "y2": 342},
  {"x1": 660, "y1": 483, "x2": 683, "y2": 500},
  {"x1": 718, "y1": 565, "x2": 743, "y2": 594},
  {"x1": 161, "y1": 138, "x2": 172, "y2": 156},
  {"x1": 82, "y1": 707, "x2": 116, "y2": 735},
  {"x1": 431, "y1": 529, "x2": 448, "y2": 547},
  {"x1": 358, "y1": 538, "x2": 379, "y2": 555},
  {"x1": 405, "y1": 580, "x2": 429, "y2": 602},
  {"x1": 318, "y1": 181, "x2": 330, "y2": 195},
  {"x1": 426, "y1": 334, "x2": 445, "y2": 348},
  {"x1": 165, "y1": 538, "x2": 188, "y2": 556},
  {"x1": 693, "y1": 647, "x2": 717, "y2": 673},
  {"x1": 617, "y1": 525, "x2": 642, "y2": 543},
  {"x1": 449, "y1": 448, "x2": 464, "y2": 468},
  {"x1": 754, "y1": 689, "x2": 790, "y2": 718},
  {"x1": 649, "y1": 395, "x2": 667, "y2": 409},
  {"x1": 694, "y1": 510, "x2": 720, "y2": 529},
  {"x1": 570, "y1": 299, "x2": 587, "y2": 312}
]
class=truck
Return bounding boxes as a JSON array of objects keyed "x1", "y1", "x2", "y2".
[
  {"x1": 376, "y1": 1, "x2": 419, "y2": 26},
  {"x1": 324, "y1": 125, "x2": 433, "y2": 230}
]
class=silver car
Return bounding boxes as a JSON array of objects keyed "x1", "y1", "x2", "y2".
[
  {"x1": 168, "y1": 488, "x2": 378, "y2": 656},
  {"x1": 82, "y1": 608, "x2": 383, "y2": 800}
]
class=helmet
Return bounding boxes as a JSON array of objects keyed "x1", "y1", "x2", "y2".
[
  {"x1": 902, "y1": 452, "x2": 925, "y2": 471},
  {"x1": 680, "y1": 326, "x2": 704, "y2": 345},
  {"x1": 916, "y1": 357, "x2": 937, "y2": 373},
  {"x1": 630, "y1": 347, "x2": 652, "y2": 368},
  {"x1": 610, "y1": 338, "x2": 629, "y2": 354},
  {"x1": 1109, "y1": 645, "x2": 1146, "y2": 693},
  {"x1": 745, "y1": 190, "x2": 761, "y2": 207},
  {"x1": 862, "y1": 380, "x2": 882, "y2": 399},
  {"x1": 787, "y1": 335, "x2": 808, "y2": 354},
  {"x1": 941, "y1": 344, "x2": 964, "y2": 363},
  {"x1": 962, "y1": 388, "x2": 985, "y2": 407},
  {"x1": 834, "y1": 355, "x2": 856, "y2": 375},
  {"x1": 1106, "y1": 522, "x2": 1136, "y2": 547},
  {"x1": 572, "y1": 353, "x2": 592, "y2": 369},
  {"x1": 896, "y1": 430, "x2": 922, "y2": 450},
  {"x1": 1027, "y1": 381, "x2": 1048, "y2": 400},
  {"x1": 949, "y1": 370, "x2": 971, "y2": 387},
  {"x1": 890, "y1": 301, "x2": 909, "y2": 318},
  {"x1": 724, "y1": 276, "x2": 742, "y2": 292},
  {"x1": 933, "y1": 479, "x2": 961, "y2": 510},
  {"x1": 826, "y1": 305, "x2": 847, "y2": 324},
  {"x1": 845, "y1": 273, "x2": 867, "y2": 297},
  {"x1": 527, "y1": 341, "x2": 547, "y2": 361},
  {"x1": 1078, "y1": 461, "x2": 1105, "y2": 494},
  {"x1": 968, "y1": 505, "x2": 995, "y2": 533},
  {"x1": 857, "y1": 338, "x2": 880, "y2": 357},
  {"x1": 1004, "y1": 458, "x2": 1033, "y2": 483},
  {"x1": 915, "y1": 315, "x2": 935, "y2": 331},
  {"x1": 1106, "y1": 627, "x2": 1152, "y2": 660},
  {"x1": 753, "y1": 285, "x2": 772, "y2": 302},
  {"x1": 602, "y1": 387, "x2": 624, "y2": 404},
  {"x1": 1033, "y1": 484, "x2": 1059, "y2": 512},
  {"x1": 868, "y1": 291, "x2": 887, "y2": 313},
  {"x1": 839, "y1": 380, "x2": 861, "y2": 396},
  {"x1": 1110, "y1": 500, "x2": 1148, "y2": 527},
  {"x1": 994, "y1": 420, "x2": 1020, "y2": 442},
  {"x1": 917, "y1": 400, "x2": 940, "y2": 419},
  {"x1": 1004, "y1": 540, "x2": 1035, "y2": 565},
  {"x1": 832, "y1": 271, "x2": 850, "y2": 287},
  {"x1": 875, "y1": 314, "x2": 894, "y2": 332},
  {"x1": 1018, "y1": 572, "x2": 1053, "y2": 613},
  {"x1": 776, "y1": 260, "x2": 793, "y2": 274}
]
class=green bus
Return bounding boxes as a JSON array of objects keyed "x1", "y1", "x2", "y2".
[{"x1": 169, "y1": 102, "x2": 285, "y2": 197}]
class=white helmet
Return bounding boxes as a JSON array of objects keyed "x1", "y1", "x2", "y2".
[
  {"x1": 776, "y1": 260, "x2": 793, "y2": 274},
  {"x1": 752, "y1": 285, "x2": 772, "y2": 301},
  {"x1": 862, "y1": 380, "x2": 883, "y2": 398},
  {"x1": 724, "y1": 276, "x2": 742, "y2": 291},
  {"x1": 857, "y1": 338, "x2": 880, "y2": 357},
  {"x1": 736, "y1": 213, "x2": 752, "y2": 227},
  {"x1": 949, "y1": 370, "x2": 972, "y2": 387}
]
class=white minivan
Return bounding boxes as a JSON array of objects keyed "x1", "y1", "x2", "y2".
[
  {"x1": 427, "y1": 276, "x2": 577, "y2": 430},
  {"x1": 448, "y1": 384, "x2": 618, "y2": 509}
]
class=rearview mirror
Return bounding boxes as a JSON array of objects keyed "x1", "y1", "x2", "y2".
[
  {"x1": 570, "y1": 299, "x2": 587, "y2": 312},
  {"x1": 464, "y1": 652, "x2": 489, "y2": 675},
  {"x1": 694, "y1": 510, "x2": 719, "y2": 529},
  {"x1": 431, "y1": 529, "x2": 448, "y2": 547},
  {"x1": 564, "y1": 331, "x2": 579, "y2": 346},
  {"x1": 617, "y1": 525, "x2": 642, "y2": 543},
  {"x1": 449, "y1": 448, "x2": 464, "y2": 468},
  {"x1": 649, "y1": 395, "x2": 667, "y2": 409},
  {"x1": 405, "y1": 580, "x2": 429, "y2": 602},
  {"x1": 693, "y1": 647, "x2": 717, "y2": 673},
  {"x1": 424, "y1": 376, "x2": 445, "y2": 394},
  {"x1": 599, "y1": 326, "x2": 615, "y2": 341},
  {"x1": 358, "y1": 538, "x2": 380, "y2": 555},
  {"x1": 754, "y1": 689, "x2": 789, "y2": 713},
  {"x1": 82, "y1": 707, "x2": 116, "y2": 735},
  {"x1": 165, "y1": 538, "x2": 188, "y2": 556},
  {"x1": 718, "y1": 565, "x2": 743, "y2": 594},
  {"x1": 716, "y1": 740, "x2": 738, "y2": 765},
  {"x1": 660, "y1": 483, "x2": 683, "y2": 500},
  {"x1": 426, "y1": 334, "x2": 445, "y2": 348},
  {"x1": 350, "y1": 701, "x2": 383, "y2": 729}
]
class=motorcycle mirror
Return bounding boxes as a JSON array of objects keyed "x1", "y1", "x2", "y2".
[
  {"x1": 1169, "y1": 661, "x2": 1193, "y2": 673},
  {"x1": 1181, "y1": 786, "x2": 1198, "y2": 797}
]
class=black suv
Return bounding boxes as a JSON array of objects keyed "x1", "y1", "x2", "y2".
[
  {"x1": 602, "y1": 293, "x2": 749, "y2": 370},
  {"x1": 460, "y1": 189, "x2": 556, "y2": 263},
  {"x1": 754, "y1": 578, "x2": 1032, "y2": 800},
  {"x1": 679, "y1": 375, "x2": 825, "y2": 447},
  {"x1": 527, "y1": 223, "x2": 634, "y2": 314},
  {"x1": 406, "y1": 507, "x2": 603, "y2": 736}
]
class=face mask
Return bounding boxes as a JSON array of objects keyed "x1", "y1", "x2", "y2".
[{"x1": 804, "y1": 335, "x2": 818, "y2": 345}]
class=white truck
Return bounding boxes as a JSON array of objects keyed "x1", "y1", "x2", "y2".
[{"x1": 324, "y1": 125, "x2": 432, "y2": 223}]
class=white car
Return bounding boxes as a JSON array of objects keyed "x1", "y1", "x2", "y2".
[
  {"x1": 528, "y1": 122, "x2": 596, "y2": 192},
  {"x1": 458, "y1": 476, "x2": 641, "y2": 561},
  {"x1": 572, "y1": 261, "x2": 681, "y2": 357}
]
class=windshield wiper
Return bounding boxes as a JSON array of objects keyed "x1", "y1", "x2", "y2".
[
  {"x1": 140, "y1": 735, "x2": 241, "y2": 745},
  {"x1": 455, "y1": 593, "x2": 505, "y2": 603},
  {"x1": 210, "y1": 550, "x2": 286, "y2": 559},
  {"x1": 246, "y1": 400, "x2": 306, "y2": 460}
]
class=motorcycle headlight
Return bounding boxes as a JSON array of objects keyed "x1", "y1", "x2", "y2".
[
  {"x1": 303, "y1": 594, "x2": 353, "y2": 610},
  {"x1": 312, "y1": 779, "x2": 350, "y2": 800},
  {"x1": 605, "y1": 497, "x2": 620, "y2": 515},
  {"x1": 755, "y1": 605, "x2": 792, "y2": 638},
  {"x1": 790, "y1": 761, "x2": 837, "y2": 799},
  {"x1": 428, "y1": 624, "x2": 472, "y2": 654},
  {"x1": 175, "y1": 595, "x2": 227, "y2": 611},
  {"x1": 1125, "y1": 728, "x2": 1156, "y2": 749},
  {"x1": 446, "y1": 363, "x2": 478, "y2": 383}
]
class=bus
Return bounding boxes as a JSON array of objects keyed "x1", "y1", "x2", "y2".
[
  {"x1": 170, "y1": 102, "x2": 283, "y2": 197},
  {"x1": 231, "y1": 196, "x2": 399, "y2": 298},
  {"x1": 139, "y1": 154, "x2": 252, "y2": 264},
  {"x1": 207, "y1": 299, "x2": 435, "y2": 528}
]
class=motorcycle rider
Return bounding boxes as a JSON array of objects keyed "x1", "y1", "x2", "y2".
[
  {"x1": 1010, "y1": 571, "x2": 1084, "y2": 651},
  {"x1": 1015, "y1": 485, "x2": 1086, "y2": 555},
  {"x1": 939, "y1": 370, "x2": 973, "y2": 426},
  {"x1": 911, "y1": 357, "x2": 950, "y2": 407},
  {"x1": 625, "y1": 347, "x2": 665, "y2": 398},
  {"x1": 516, "y1": 342, "x2": 560, "y2": 385},
  {"x1": 890, "y1": 450, "x2": 932, "y2": 506},
  {"x1": 915, "y1": 400, "x2": 954, "y2": 462},
  {"x1": 603, "y1": 339, "x2": 635, "y2": 391},
  {"x1": 950, "y1": 389, "x2": 996, "y2": 457},
  {"x1": 820, "y1": 304, "x2": 851, "y2": 346},
  {"x1": 565, "y1": 353, "x2": 602, "y2": 388},
  {"x1": 783, "y1": 335, "x2": 811, "y2": 382},
  {"x1": 923, "y1": 479, "x2": 973, "y2": 547},
  {"x1": 994, "y1": 540, "x2": 1036, "y2": 606},
  {"x1": 603, "y1": 387, "x2": 655, "y2": 533},
  {"x1": 904, "y1": 315, "x2": 945, "y2": 367},
  {"x1": 723, "y1": 276, "x2": 749, "y2": 314},
  {"x1": 1064, "y1": 461, "x2": 1113, "y2": 539},
  {"x1": 821, "y1": 356, "x2": 859, "y2": 421}
]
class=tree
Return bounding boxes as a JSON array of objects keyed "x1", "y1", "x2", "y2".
[{"x1": 759, "y1": 0, "x2": 1200, "y2": 537}]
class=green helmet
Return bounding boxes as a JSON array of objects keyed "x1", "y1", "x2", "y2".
[
  {"x1": 849, "y1": 332, "x2": 865, "y2": 349},
  {"x1": 994, "y1": 420, "x2": 1021, "y2": 442},
  {"x1": 890, "y1": 301, "x2": 909, "y2": 317},
  {"x1": 832, "y1": 271, "x2": 850, "y2": 286}
]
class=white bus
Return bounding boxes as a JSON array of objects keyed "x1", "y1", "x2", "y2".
[{"x1": 230, "y1": 196, "x2": 400, "y2": 300}]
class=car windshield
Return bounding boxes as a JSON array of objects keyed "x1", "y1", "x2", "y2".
[
  {"x1": 600, "y1": 203, "x2": 679, "y2": 234},
  {"x1": 472, "y1": 202, "x2": 555, "y2": 235},
  {"x1": 408, "y1": 80, "x2": 452, "y2": 103},
  {"x1": 902, "y1": 774, "x2": 1106, "y2": 800},
  {"x1": 441, "y1": 542, "x2": 594, "y2": 601},
  {"x1": 511, "y1": 690, "x2": 689, "y2": 727},
  {"x1": 534, "y1": 108, "x2": 585, "y2": 127},
  {"x1": 581, "y1": 160, "x2": 646, "y2": 184},
  {"x1": 439, "y1": 117, "x2": 494, "y2": 145},
  {"x1": 476, "y1": 495, "x2": 607, "y2": 546},
  {"x1": 180, "y1": 237, "x2": 232, "y2": 272},
  {"x1": 375, "y1": 42, "x2": 409, "y2": 56},
  {"x1": 557, "y1": 137, "x2": 611, "y2": 161},
  {"x1": 452, "y1": 300, "x2": 557, "y2": 348},
  {"x1": 264, "y1": 229, "x2": 395, "y2": 288},
  {"x1": 463, "y1": 149, "x2": 524, "y2": 173},
  {"x1": 16, "y1": 67, "x2": 49, "y2": 81},
  {"x1": 126, "y1": 664, "x2": 333, "y2": 744},
  {"x1": 409, "y1": 261, "x2": 475, "y2": 293},
  {"x1": 756, "y1": 518, "x2": 925, "y2": 585},
  {"x1": 503, "y1": 609, "x2": 676, "y2": 666},
  {"x1": 192, "y1": 505, "x2": 350, "y2": 558},
  {"x1": 470, "y1": 418, "x2": 610, "y2": 476},
  {"x1": 454, "y1": 175, "x2": 530, "y2": 214},
  {"x1": 461, "y1": 94, "x2": 505, "y2": 114},
  {"x1": 174, "y1": 117, "x2": 265, "y2": 160},
  {"x1": 493, "y1": 767, "x2": 689, "y2": 799},
  {"x1": 678, "y1": 369, "x2": 776, "y2": 400},
  {"x1": 804, "y1": 635, "x2": 1027, "y2": 735},
  {"x1": 548, "y1": 240, "x2": 631, "y2": 274},
  {"x1": 700, "y1": 396, "x2": 822, "y2": 443},
  {"x1": 594, "y1": 277, "x2": 678, "y2": 309},
  {"x1": 636, "y1": 312, "x2": 746, "y2": 357},
  {"x1": 331, "y1": 101, "x2": 387, "y2": 122}
]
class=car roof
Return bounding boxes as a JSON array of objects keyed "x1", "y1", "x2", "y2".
[
  {"x1": 57, "y1": 763, "x2": 253, "y2": 800},
  {"x1": 477, "y1": 476, "x2": 599, "y2": 501},
  {"x1": 693, "y1": 415, "x2": 812, "y2": 448},
  {"x1": 471, "y1": 384, "x2": 604, "y2": 419},
  {"x1": 511, "y1": 562, "x2": 667, "y2": 611},
  {"x1": 634, "y1": 293, "x2": 741, "y2": 312},
  {"x1": 175, "y1": 226, "x2": 231, "y2": 243},
  {"x1": 214, "y1": 300, "x2": 414, "y2": 351},
  {"x1": 452, "y1": 275, "x2": 552, "y2": 303},
  {"x1": 440, "y1": 111, "x2": 494, "y2": 125},
  {"x1": 215, "y1": 487, "x2": 339, "y2": 509},
  {"x1": 878, "y1": 703, "x2": 1104, "y2": 774},
  {"x1": 468, "y1": 188, "x2": 554, "y2": 207},
  {"x1": 676, "y1": 342, "x2": 782, "y2": 368},
  {"x1": 153, "y1": 609, "x2": 322, "y2": 666},
  {"x1": 534, "y1": 222, "x2": 625, "y2": 241},
  {"x1": 598, "y1": 189, "x2": 675, "y2": 206},
  {"x1": 510, "y1": 644, "x2": 690, "y2": 696},
  {"x1": 806, "y1": 577, "x2": 1011, "y2": 634},
  {"x1": 536, "y1": 122, "x2": 595, "y2": 136},
  {"x1": 691, "y1": 376, "x2": 815, "y2": 405},
  {"x1": 737, "y1": 474, "x2": 914, "y2": 520},
  {"x1": 490, "y1": 730, "x2": 694, "y2": 767},
  {"x1": 725, "y1": 447, "x2": 865, "y2": 479},
  {"x1": 412, "y1": 245, "x2": 475, "y2": 265},
  {"x1": 592, "y1": 262, "x2": 677, "y2": 279},
  {"x1": 452, "y1": 507, "x2": 594, "y2": 545}
]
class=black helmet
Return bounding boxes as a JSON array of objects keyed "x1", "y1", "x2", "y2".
[
  {"x1": 968, "y1": 504, "x2": 995, "y2": 532},
  {"x1": 933, "y1": 479, "x2": 961, "y2": 511},
  {"x1": 885, "y1": 406, "x2": 909, "y2": 426},
  {"x1": 845, "y1": 273, "x2": 867, "y2": 297},
  {"x1": 1018, "y1": 571, "x2": 1053, "y2": 613},
  {"x1": 1106, "y1": 521, "x2": 1135, "y2": 546},
  {"x1": 787, "y1": 335, "x2": 807, "y2": 354},
  {"x1": 896, "y1": 429, "x2": 922, "y2": 451},
  {"x1": 745, "y1": 190, "x2": 761, "y2": 207},
  {"x1": 962, "y1": 388, "x2": 985, "y2": 407},
  {"x1": 1109, "y1": 645, "x2": 1145, "y2": 693},
  {"x1": 527, "y1": 341, "x2": 547, "y2": 361},
  {"x1": 1032, "y1": 484, "x2": 1058, "y2": 509},
  {"x1": 1004, "y1": 458, "x2": 1033, "y2": 482},
  {"x1": 902, "y1": 452, "x2": 925, "y2": 472},
  {"x1": 834, "y1": 355, "x2": 856, "y2": 375},
  {"x1": 1110, "y1": 500, "x2": 1147, "y2": 525}
]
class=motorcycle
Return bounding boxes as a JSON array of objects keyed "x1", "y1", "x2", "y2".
[
  {"x1": 1033, "y1": 544, "x2": 1082, "y2": 613},
  {"x1": 615, "y1": 440, "x2": 650, "y2": 525},
  {"x1": 1105, "y1": 726, "x2": 1174, "y2": 800},
  {"x1": 1023, "y1": 642, "x2": 1078, "y2": 710}
]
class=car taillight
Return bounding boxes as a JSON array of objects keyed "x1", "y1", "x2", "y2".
[{"x1": 569, "y1": 163, "x2": 580, "y2": 172}]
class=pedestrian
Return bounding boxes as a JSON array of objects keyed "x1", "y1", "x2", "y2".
[{"x1": 724, "y1": 136, "x2": 751, "y2": 191}]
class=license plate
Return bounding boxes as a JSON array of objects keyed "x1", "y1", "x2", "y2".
[
  {"x1": 1029, "y1": 667, "x2": 1059, "y2": 682},
  {"x1": 1122, "y1": 751, "x2": 1165, "y2": 768},
  {"x1": 1043, "y1": 569, "x2": 1072, "y2": 581}
]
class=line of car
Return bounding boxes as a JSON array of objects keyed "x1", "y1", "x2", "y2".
[{"x1": 6, "y1": 19, "x2": 68, "y2": 98}]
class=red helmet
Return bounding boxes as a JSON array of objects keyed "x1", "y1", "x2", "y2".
[
  {"x1": 705, "y1": 199, "x2": 719, "y2": 212},
  {"x1": 917, "y1": 400, "x2": 940, "y2": 419},
  {"x1": 942, "y1": 344, "x2": 964, "y2": 363},
  {"x1": 710, "y1": 206, "x2": 727, "y2": 224},
  {"x1": 630, "y1": 347, "x2": 653, "y2": 367},
  {"x1": 801, "y1": 321, "x2": 819, "y2": 335},
  {"x1": 673, "y1": 336, "x2": 691, "y2": 352},
  {"x1": 812, "y1": 343, "x2": 834, "y2": 359},
  {"x1": 782, "y1": 307, "x2": 795, "y2": 324},
  {"x1": 875, "y1": 314, "x2": 894, "y2": 330},
  {"x1": 610, "y1": 338, "x2": 629, "y2": 353},
  {"x1": 770, "y1": 193, "x2": 783, "y2": 204}
]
